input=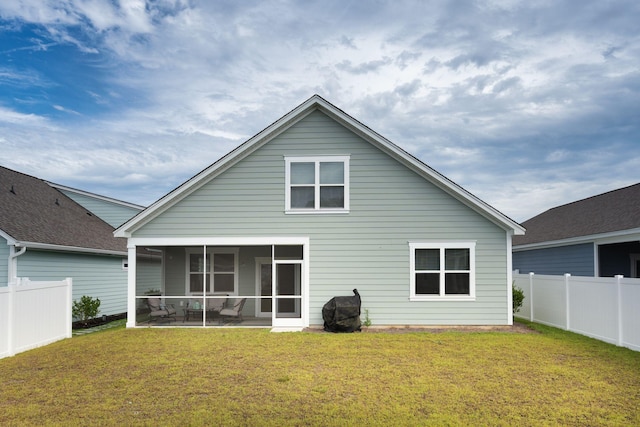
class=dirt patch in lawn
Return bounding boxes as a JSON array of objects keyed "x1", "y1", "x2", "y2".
[
  {"x1": 72, "y1": 312, "x2": 126, "y2": 330},
  {"x1": 304, "y1": 322, "x2": 538, "y2": 334}
]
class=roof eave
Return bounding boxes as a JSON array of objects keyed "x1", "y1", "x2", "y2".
[
  {"x1": 314, "y1": 99, "x2": 525, "y2": 234},
  {"x1": 513, "y1": 227, "x2": 640, "y2": 251},
  {"x1": 0, "y1": 229, "x2": 17, "y2": 245},
  {"x1": 116, "y1": 94, "x2": 525, "y2": 236},
  {"x1": 15, "y1": 241, "x2": 127, "y2": 256}
]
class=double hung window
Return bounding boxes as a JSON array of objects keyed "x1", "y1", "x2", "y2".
[
  {"x1": 285, "y1": 156, "x2": 349, "y2": 213},
  {"x1": 186, "y1": 248, "x2": 237, "y2": 295},
  {"x1": 409, "y1": 242, "x2": 475, "y2": 300}
]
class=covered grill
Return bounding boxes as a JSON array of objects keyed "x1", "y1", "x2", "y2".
[{"x1": 322, "y1": 289, "x2": 361, "y2": 332}]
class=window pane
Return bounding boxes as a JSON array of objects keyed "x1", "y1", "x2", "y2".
[
  {"x1": 274, "y1": 245, "x2": 303, "y2": 260},
  {"x1": 320, "y1": 186, "x2": 344, "y2": 208},
  {"x1": 415, "y1": 249, "x2": 439, "y2": 270},
  {"x1": 445, "y1": 249, "x2": 469, "y2": 270},
  {"x1": 291, "y1": 187, "x2": 315, "y2": 208},
  {"x1": 415, "y1": 273, "x2": 439, "y2": 294},
  {"x1": 320, "y1": 162, "x2": 344, "y2": 184},
  {"x1": 190, "y1": 274, "x2": 204, "y2": 293},
  {"x1": 290, "y1": 162, "x2": 315, "y2": 185},
  {"x1": 214, "y1": 274, "x2": 234, "y2": 292},
  {"x1": 445, "y1": 273, "x2": 470, "y2": 294},
  {"x1": 189, "y1": 254, "x2": 209, "y2": 272},
  {"x1": 214, "y1": 253, "x2": 234, "y2": 272}
]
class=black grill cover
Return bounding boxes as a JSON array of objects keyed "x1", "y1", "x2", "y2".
[{"x1": 322, "y1": 289, "x2": 361, "y2": 332}]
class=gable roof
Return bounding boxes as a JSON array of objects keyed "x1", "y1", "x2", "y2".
[
  {"x1": 47, "y1": 182, "x2": 145, "y2": 211},
  {"x1": 0, "y1": 166, "x2": 127, "y2": 254},
  {"x1": 115, "y1": 95, "x2": 524, "y2": 238},
  {"x1": 513, "y1": 183, "x2": 640, "y2": 247}
]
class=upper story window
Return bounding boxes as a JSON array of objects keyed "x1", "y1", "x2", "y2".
[
  {"x1": 409, "y1": 242, "x2": 476, "y2": 301},
  {"x1": 285, "y1": 156, "x2": 350, "y2": 213}
]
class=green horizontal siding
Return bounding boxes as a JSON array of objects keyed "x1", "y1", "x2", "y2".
[
  {"x1": 0, "y1": 238, "x2": 8, "y2": 286},
  {"x1": 59, "y1": 190, "x2": 142, "y2": 228},
  {"x1": 134, "y1": 110, "x2": 509, "y2": 325},
  {"x1": 17, "y1": 250, "x2": 127, "y2": 316}
]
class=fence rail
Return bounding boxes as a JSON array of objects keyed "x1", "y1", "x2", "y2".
[
  {"x1": 514, "y1": 273, "x2": 640, "y2": 352},
  {"x1": 0, "y1": 278, "x2": 72, "y2": 359}
]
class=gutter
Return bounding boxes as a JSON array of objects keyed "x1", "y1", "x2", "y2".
[
  {"x1": 513, "y1": 227, "x2": 640, "y2": 251},
  {"x1": 15, "y1": 241, "x2": 127, "y2": 257}
]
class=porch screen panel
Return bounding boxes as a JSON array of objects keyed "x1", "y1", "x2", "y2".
[
  {"x1": 260, "y1": 263, "x2": 272, "y2": 313},
  {"x1": 276, "y1": 263, "x2": 301, "y2": 318}
]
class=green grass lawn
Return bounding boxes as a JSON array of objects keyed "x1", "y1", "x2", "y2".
[{"x1": 1, "y1": 321, "x2": 638, "y2": 426}]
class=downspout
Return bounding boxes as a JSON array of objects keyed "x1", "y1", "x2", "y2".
[{"x1": 8, "y1": 244, "x2": 27, "y2": 284}]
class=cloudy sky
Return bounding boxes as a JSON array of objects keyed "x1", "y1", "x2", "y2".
[{"x1": 1, "y1": 0, "x2": 638, "y2": 222}]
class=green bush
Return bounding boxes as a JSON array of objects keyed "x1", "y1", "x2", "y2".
[
  {"x1": 72, "y1": 295, "x2": 101, "y2": 322},
  {"x1": 362, "y1": 308, "x2": 372, "y2": 327},
  {"x1": 512, "y1": 283, "x2": 524, "y2": 314}
]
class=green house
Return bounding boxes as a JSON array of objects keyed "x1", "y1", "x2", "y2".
[
  {"x1": 115, "y1": 95, "x2": 525, "y2": 330},
  {"x1": 1, "y1": 166, "x2": 143, "y2": 317}
]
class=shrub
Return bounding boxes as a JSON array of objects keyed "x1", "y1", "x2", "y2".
[
  {"x1": 512, "y1": 283, "x2": 524, "y2": 314},
  {"x1": 72, "y1": 295, "x2": 101, "y2": 322},
  {"x1": 362, "y1": 308, "x2": 372, "y2": 327}
]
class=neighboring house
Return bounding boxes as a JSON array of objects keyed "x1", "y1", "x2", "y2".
[
  {"x1": 0, "y1": 166, "x2": 139, "y2": 317},
  {"x1": 115, "y1": 95, "x2": 525, "y2": 330},
  {"x1": 47, "y1": 182, "x2": 145, "y2": 228},
  {"x1": 513, "y1": 183, "x2": 640, "y2": 277}
]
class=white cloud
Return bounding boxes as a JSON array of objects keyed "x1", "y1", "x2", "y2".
[{"x1": 0, "y1": 0, "x2": 638, "y2": 219}]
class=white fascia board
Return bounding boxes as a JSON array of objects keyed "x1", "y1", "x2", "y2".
[
  {"x1": 513, "y1": 228, "x2": 640, "y2": 251},
  {"x1": 0, "y1": 229, "x2": 17, "y2": 245},
  {"x1": 115, "y1": 99, "x2": 320, "y2": 238},
  {"x1": 129, "y1": 236, "x2": 310, "y2": 247},
  {"x1": 314, "y1": 100, "x2": 525, "y2": 235},
  {"x1": 15, "y1": 241, "x2": 127, "y2": 257}
]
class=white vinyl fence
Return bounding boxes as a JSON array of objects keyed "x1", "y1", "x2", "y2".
[
  {"x1": 513, "y1": 273, "x2": 640, "y2": 352},
  {"x1": 0, "y1": 278, "x2": 72, "y2": 359}
]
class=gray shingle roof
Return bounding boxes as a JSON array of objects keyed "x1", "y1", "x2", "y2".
[
  {"x1": 0, "y1": 166, "x2": 127, "y2": 253},
  {"x1": 513, "y1": 183, "x2": 640, "y2": 246}
]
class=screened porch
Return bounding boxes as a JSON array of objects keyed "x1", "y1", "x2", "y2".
[{"x1": 130, "y1": 242, "x2": 307, "y2": 328}]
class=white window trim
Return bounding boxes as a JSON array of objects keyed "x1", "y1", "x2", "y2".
[
  {"x1": 185, "y1": 247, "x2": 239, "y2": 296},
  {"x1": 284, "y1": 155, "x2": 350, "y2": 214},
  {"x1": 409, "y1": 242, "x2": 476, "y2": 301}
]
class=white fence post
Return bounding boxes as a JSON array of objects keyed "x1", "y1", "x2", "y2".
[
  {"x1": 564, "y1": 273, "x2": 571, "y2": 330},
  {"x1": 65, "y1": 278, "x2": 73, "y2": 339},
  {"x1": 7, "y1": 280, "x2": 16, "y2": 357},
  {"x1": 528, "y1": 272, "x2": 534, "y2": 322},
  {"x1": 616, "y1": 275, "x2": 623, "y2": 347}
]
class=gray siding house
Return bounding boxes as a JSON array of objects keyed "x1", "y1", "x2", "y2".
[
  {"x1": 115, "y1": 95, "x2": 525, "y2": 330},
  {"x1": 0, "y1": 166, "x2": 136, "y2": 317},
  {"x1": 513, "y1": 183, "x2": 640, "y2": 277}
]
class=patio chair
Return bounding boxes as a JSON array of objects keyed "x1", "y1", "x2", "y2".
[
  {"x1": 218, "y1": 298, "x2": 247, "y2": 324},
  {"x1": 205, "y1": 293, "x2": 227, "y2": 322},
  {"x1": 147, "y1": 297, "x2": 177, "y2": 323}
]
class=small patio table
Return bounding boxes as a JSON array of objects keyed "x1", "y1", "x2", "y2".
[{"x1": 184, "y1": 307, "x2": 204, "y2": 322}]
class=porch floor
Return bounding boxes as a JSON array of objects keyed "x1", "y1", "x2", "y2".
[{"x1": 145, "y1": 315, "x2": 272, "y2": 327}]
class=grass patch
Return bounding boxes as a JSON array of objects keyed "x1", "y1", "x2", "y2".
[{"x1": 1, "y1": 322, "x2": 638, "y2": 426}]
